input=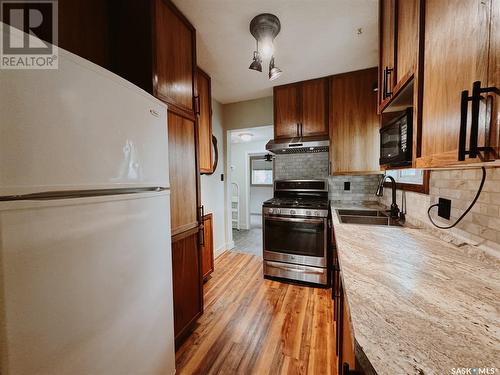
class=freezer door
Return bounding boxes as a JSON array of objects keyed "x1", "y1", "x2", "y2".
[
  {"x1": 0, "y1": 34, "x2": 169, "y2": 196},
  {"x1": 0, "y1": 191, "x2": 175, "y2": 375}
]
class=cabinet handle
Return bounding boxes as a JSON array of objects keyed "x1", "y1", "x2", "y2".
[
  {"x1": 300, "y1": 123, "x2": 303, "y2": 137},
  {"x1": 458, "y1": 89, "x2": 472, "y2": 161},
  {"x1": 199, "y1": 205, "x2": 205, "y2": 246},
  {"x1": 200, "y1": 224, "x2": 205, "y2": 247},
  {"x1": 296, "y1": 123, "x2": 300, "y2": 137},
  {"x1": 194, "y1": 95, "x2": 201, "y2": 115},
  {"x1": 199, "y1": 205, "x2": 205, "y2": 221},
  {"x1": 383, "y1": 66, "x2": 393, "y2": 99},
  {"x1": 458, "y1": 81, "x2": 500, "y2": 161}
]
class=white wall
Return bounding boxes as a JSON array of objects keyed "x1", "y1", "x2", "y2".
[
  {"x1": 200, "y1": 99, "x2": 227, "y2": 257},
  {"x1": 229, "y1": 140, "x2": 269, "y2": 229},
  {"x1": 249, "y1": 186, "x2": 273, "y2": 215}
]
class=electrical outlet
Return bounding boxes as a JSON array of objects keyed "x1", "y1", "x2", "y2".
[
  {"x1": 438, "y1": 198, "x2": 451, "y2": 220},
  {"x1": 344, "y1": 181, "x2": 351, "y2": 191}
]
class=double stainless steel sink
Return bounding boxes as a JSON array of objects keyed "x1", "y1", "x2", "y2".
[{"x1": 336, "y1": 209, "x2": 403, "y2": 226}]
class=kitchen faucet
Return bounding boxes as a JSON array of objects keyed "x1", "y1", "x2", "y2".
[{"x1": 376, "y1": 175, "x2": 400, "y2": 219}]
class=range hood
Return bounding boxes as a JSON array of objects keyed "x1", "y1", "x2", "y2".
[{"x1": 265, "y1": 135, "x2": 329, "y2": 154}]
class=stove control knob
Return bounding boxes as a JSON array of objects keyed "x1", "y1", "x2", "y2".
[
  {"x1": 316, "y1": 212, "x2": 321, "y2": 216},
  {"x1": 306, "y1": 210, "x2": 311, "y2": 216},
  {"x1": 268, "y1": 208, "x2": 273, "y2": 214},
  {"x1": 276, "y1": 209, "x2": 281, "y2": 214},
  {"x1": 290, "y1": 210, "x2": 296, "y2": 215}
]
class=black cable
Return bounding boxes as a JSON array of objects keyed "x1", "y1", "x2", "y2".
[{"x1": 427, "y1": 167, "x2": 486, "y2": 229}]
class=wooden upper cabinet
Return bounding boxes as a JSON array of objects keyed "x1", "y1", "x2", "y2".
[
  {"x1": 396, "y1": 0, "x2": 419, "y2": 84},
  {"x1": 379, "y1": 0, "x2": 396, "y2": 105},
  {"x1": 197, "y1": 68, "x2": 213, "y2": 174},
  {"x1": 274, "y1": 84, "x2": 301, "y2": 139},
  {"x1": 378, "y1": 0, "x2": 420, "y2": 109},
  {"x1": 416, "y1": 0, "x2": 495, "y2": 167},
  {"x1": 58, "y1": 0, "x2": 110, "y2": 68},
  {"x1": 154, "y1": 0, "x2": 196, "y2": 116},
  {"x1": 274, "y1": 79, "x2": 328, "y2": 139},
  {"x1": 110, "y1": 0, "x2": 196, "y2": 119},
  {"x1": 330, "y1": 68, "x2": 380, "y2": 175},
  {"x1": 488, "y1": 0, "x2": 499, "y2": 161},
  {"x1": 168, "y1": 111, "x2": 199, "y2": 236},
  {"x1": 301, "y1": 78, "x2": 329, "y2": 137}
]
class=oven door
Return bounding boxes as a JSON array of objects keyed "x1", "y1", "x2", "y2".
[{"x1": 263, "y1": 215, "x2": 327, "y2": 268}]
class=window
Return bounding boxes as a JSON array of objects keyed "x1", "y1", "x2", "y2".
[
  {"x1": 250, "y1": 155, "x2": 273, "y2": 186},
  {"x1": 385, "y1": 169, "x2": 430, "y2": 194}
]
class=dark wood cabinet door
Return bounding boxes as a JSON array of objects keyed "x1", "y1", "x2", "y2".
[
  {"x1": 274, "y1": 84, "x2": 301, "y2": 139},
  {"x1": 154, "y1": 0, "x2": 196, "y2": 116},
  {"x1": 172, "y1": 229, "x2": 203, "y2": 346},
  {"x1": 201, "y1": 213, "x2": 214, "y2": 280},
  {"x1": 379, "y1": 0, "x2": 396, "y2": 105},
  {"x1": 168, "y1": 111, "x2": 199, "y2": 236},
  {"x1": 301, "y1": 78, "x2": 329, "y2": 137},
  {"x1": 395, "y1": 0, "x2": 419, "y2": 85},
  {"x1": 330, "y1": 68, "x2": 380, "y2": 174},
  {"x1": 417, "y1": 0, "x2": 491, "y2": 167},
  {"x1": 197, "y1": 68, "x2": 213, "y2": 174},
  {"x1": 58, "y1": 0, "x2": 110, "y2": 68}
]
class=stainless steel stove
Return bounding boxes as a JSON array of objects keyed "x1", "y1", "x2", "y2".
[{"x1": 262, "y1": 180, "x2": 329, "y2": 286}]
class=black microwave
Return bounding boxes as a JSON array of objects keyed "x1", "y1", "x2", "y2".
[{"x1": 379, "y1": 108, "x2": 413, "y2": 167}]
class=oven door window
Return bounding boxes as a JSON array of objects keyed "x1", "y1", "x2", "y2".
[
  {"x1": 380, "y1": 125, "x2": 400, "y2": 160},
  {"x1": 264, "y1": 217, "x2": 325, "y2": 257}
]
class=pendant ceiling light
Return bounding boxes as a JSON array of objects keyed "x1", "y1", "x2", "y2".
[{"x1": 248, "y1": 13, "x2": 282, "y2": 80}]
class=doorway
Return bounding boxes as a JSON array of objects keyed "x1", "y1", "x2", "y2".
[{"x1": 226, "y1": 126, "x2": 273, "y2": 257}]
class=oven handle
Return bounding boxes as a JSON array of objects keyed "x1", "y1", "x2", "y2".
[
  {"x1": 263, "y1": 215, "x2": 326, "y2": 224},
  {"x1": 267, "y1": 262, "x2": 324, "y2": 275}
]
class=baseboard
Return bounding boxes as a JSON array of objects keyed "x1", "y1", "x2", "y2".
[
  {"x1": 214, "y1": 241, "x2": 234, "y2": 259},
  {"x1": 214, "y1": 243, "x2": 227, "y2": 258}
]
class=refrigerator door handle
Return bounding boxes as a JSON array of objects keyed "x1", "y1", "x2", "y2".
[{"x1": 0, "y1": 187, "x2": 168, "y2": 201}]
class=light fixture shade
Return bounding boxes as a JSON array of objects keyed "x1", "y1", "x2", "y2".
[
  {"x1": 268, "y1": 56, "x2": 282, "y2": 80},
  {"x1": 249, "y1": 51, "x2": 262, "y2": 72}
]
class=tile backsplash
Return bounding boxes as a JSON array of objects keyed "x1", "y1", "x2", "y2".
[
  {"x1": 328, "y1": 175, "x2": 381, "y2": 201},
  {"x1": 273, "y1": 152, "x2": 381, "y2": 201},
  {"x1": 274, "y1": 152, "x2": 329, "y2": 180},
  {"x1": 380, "y1": 167, "x2": 500, "y2": 255}
]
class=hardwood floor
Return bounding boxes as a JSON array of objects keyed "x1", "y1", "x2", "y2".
[{"x1": 175, "y1": 251, "x2": 336, "y2": 375}]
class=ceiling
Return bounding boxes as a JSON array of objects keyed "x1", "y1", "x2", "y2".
[
  {"x1": 173, "y1": 0, "x2": 379, "y2": 104},
  {"x1": 230, "y1": 126, "x2": 274, "y2": 144}
]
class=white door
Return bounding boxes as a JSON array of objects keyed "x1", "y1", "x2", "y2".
[{"x1": 0, "y1": 191, "x2": 175, "y2": 375}]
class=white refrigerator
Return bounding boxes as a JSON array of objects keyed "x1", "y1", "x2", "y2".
[{"x1": 0, "y1": 26, "x2": 176, "y2": 375}]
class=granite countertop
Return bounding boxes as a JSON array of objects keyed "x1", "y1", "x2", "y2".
[{"x1": 330, "y1": 201, "x2": 500, "y2": 375}]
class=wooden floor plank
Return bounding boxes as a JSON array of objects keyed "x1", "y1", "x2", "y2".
[{"x1": 176, "y1": 251, "x2": 336, "y2": 375}]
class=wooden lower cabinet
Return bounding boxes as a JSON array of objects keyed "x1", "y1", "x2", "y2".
[
  {"x1": 172, "y1": 229, "x2": 203, "y2": 347},
  {"x1": 336, "y1": 277, "x2": 357, "y2": 375},
  {"x1": 201, "y1": 213, "x2": 214, "y2": 280}
]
